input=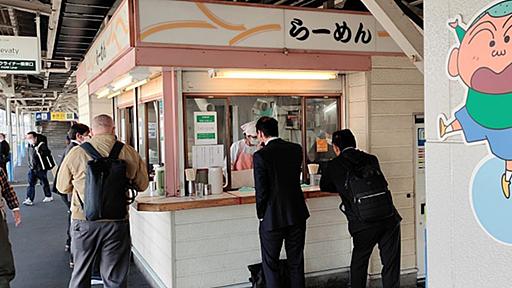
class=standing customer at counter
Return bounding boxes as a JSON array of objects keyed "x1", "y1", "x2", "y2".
[
  {"x1": 320, "y1": 129, "x2": 402, "y2": 288},
  {"x1": 253, "y1": 116, "x2": 310, "y2": 288},
  {"x1": 57, "y1": 114, "x2": 149, "y2": 288}
]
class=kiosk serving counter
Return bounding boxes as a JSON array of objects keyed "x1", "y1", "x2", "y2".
[{"x1": 75, "y1": 0, "x2": 423, "y2": 286}]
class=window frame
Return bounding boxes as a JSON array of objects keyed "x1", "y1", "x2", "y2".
[{"x1": 183, "y1": 93, "x2": 343, "y2": 190}]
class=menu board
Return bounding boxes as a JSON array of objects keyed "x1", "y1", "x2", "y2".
[{"x1": 192, "y1": 145, "x2": 224, "y2": 169}]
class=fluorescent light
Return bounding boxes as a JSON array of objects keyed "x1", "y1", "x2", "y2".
[
  {"x1": 111, "y1": 75, "x2": 133, "y2": 91},
  {"x1": 323, "y1": 102, "x2": 337, "y2": 113},
  {"x1": 125, "y1": 79, "x2": 148, "y2": 91},
  {"x1": 107, "y1": 90, "x2": 122, "y2": 99},
  {"x1": 209, "y1": 69, "x2": 338, "y2": 80},
  {"x1": 96, "y1": 87, "x2": 111, "y2": 99}
]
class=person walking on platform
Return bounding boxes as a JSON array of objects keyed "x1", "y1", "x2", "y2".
[
  {"x1": 0, "y1": 134, "x2": 10, "y2": 174},
  {"x1": 253, "y1": 116, "x2": 310, "y2": 288},
  {"x1": 320, "y1": 129, "x2": 402, "y2": 288},
  {"x1": 0, "y1": 168, "x2": 21, "y2": 288},
  {"x1": 57, "y1": 114, "x2": 149, "y2": 288},
  {"x1": 53, "y1": 123, "x2": 90, "y2": 267},
  {"x1": 23, "y1": 132, "x2": 55, "y2": 206}
]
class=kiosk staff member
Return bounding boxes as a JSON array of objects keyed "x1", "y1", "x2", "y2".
[{"x1": 230, "y1": 121, "x2": 260, "y2": 171}]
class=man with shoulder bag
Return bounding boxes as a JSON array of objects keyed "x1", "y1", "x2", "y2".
[
  {"x1": 23, "y1": 132, "x2": 56, "y2": 206},
  {"x1": 57, "y1": 114, "x2": 149, "y2": 288},
  {"x1": 320, "y1": 129, "x2": 402, "y2": 288}
]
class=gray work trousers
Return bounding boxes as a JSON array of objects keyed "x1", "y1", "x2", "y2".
[
  {"x1": 69, "y1": 220, "x2": 131, "y2": 288},
  {"x1": 0, "y1": 210, "x2": 15, "y2": 288}
]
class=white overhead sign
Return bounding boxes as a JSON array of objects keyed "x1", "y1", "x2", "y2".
[
  {"x1": 0, "y1": 36, "x2": 40, "y2": 74},
  {"x1": 138, "y1": 0, "x2": 401, "y2": 53}
]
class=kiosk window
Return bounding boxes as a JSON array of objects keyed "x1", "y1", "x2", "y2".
[
  {"x1": 184, "y1": 95, "x2": 341, "y2": 189},
  {"x1": 147, "y1": 101, "x2": 160, "y2": 166},
  {"x1": 185, "y1": 98, "x2": 228, "y2": 169},
  {"x1": 305, "y1": 98, "x2": 339, "y2": 174}
]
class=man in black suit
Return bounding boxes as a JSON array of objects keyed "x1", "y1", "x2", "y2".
[
  {"x1": 320, "y1": 129, "x2": 402, "y2": 288},
  {"x1": 253, "y1": 116, "x2": 310, "y2": 288},
  {"x1": 0, "y1": 133, "x2": 10, "y2": 174},
  {"x1": 53, "y1": 123, "x2": 90, "y2": 264}
]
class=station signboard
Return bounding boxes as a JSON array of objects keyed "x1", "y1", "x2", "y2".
[
  {"x1": 35, "y1": 112, "x2": 77, "y2": 122},
  {"x1": 0, "y1": 36, "x2": 40, "y2": 74}
]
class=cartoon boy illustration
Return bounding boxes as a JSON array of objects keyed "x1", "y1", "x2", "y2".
[{"x1": 439, "y1": 0, "x2": 512, "y2": 199}]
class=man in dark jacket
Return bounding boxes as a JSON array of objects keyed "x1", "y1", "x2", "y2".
[
  {"x1": 53, "y1": 123, "x2": 90, "y2": 267},
  {"x1": 0, "y1": 133, "x2": 10, "y2": 174},
  {"x1": 253, "y1": 116, "x2": 310, "y2": 288},
  {"x1": 320, "y1": 129, "x2": 402, "y2": 288},
  {"x1": 22, "y1": 132, "x2": 55, "y2": 206}
]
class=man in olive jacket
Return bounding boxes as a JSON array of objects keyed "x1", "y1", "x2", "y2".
[{"x1": 57, "y1": 115, "x2": 148, "y2": 288}]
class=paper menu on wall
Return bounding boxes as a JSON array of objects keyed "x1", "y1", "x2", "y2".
[{"x1": 192, "y1": 145, "x2": 224, "y2": 168}]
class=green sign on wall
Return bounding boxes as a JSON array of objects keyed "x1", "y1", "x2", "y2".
[{"x1": 194, "y1": 111, "x2": 217, "y2": 145}]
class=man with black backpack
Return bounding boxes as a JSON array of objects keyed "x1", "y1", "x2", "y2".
[
  {"x1": 320, "y1": 129, "x2": 402, "y2": 288},
  {"x1": 57, "y1": 114, "x2": 149, "y2": 288}
]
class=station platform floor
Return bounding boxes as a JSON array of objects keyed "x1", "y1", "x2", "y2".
[{"x1": 4, "y1": 160, "x2": 152, "y2": 288}]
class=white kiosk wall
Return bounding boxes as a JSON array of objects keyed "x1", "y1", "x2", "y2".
[{"x1": 426, "y1": 0, "x2": 512, "y2": 287}]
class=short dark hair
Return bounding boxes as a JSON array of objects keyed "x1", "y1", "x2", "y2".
[
  {"x1": 27, "y1": 131, "x2": 38, "y2": 138},
  {"x1": 256, "y1": 117, "x2": 279, "y2": 137},
  {"x1": 332, "y1": 129, "x2": 357, "y2": 151},
  {"x1": 67, "y1": 123, "x2": 90, "y2": 140}
]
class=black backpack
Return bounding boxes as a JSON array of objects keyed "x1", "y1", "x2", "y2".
[
  {"x1": 78, "y1": 141, "x2": 137, "y2": 221},
  {"x1": 343, "y1": 154, "x2": 395, "y2": 222}
]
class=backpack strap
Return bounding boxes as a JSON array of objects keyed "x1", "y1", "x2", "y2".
[
  {"x1": 109, "y1": 142, "x2": 124, "y2": 159},
  {"x1": 80, "y1": 142, "x2": 102, "y2": 160}
]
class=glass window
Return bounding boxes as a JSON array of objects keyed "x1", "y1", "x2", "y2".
[
  {"x1": 118, "y1": 108, "x2": 135, "y2": 147},
  {"x1": 147, "y1": 101, "x2": 160, "y2": 166},
  {"x1": 305, "y1": 98, "x2": 339, "y2": 175},
  {"x1": 229, "y1": 96, "x2": 302, "y2": 188},
  {"x1": 184, "y1": 95, "x2": 340, "y2": 191},
  {"x1": 119, "y1": 109, "x2": 127, "y2": 143},
  {"x1": 137, "y1": 103, "x2": 146, "y2": 161},
  {"x1": 185, "y1": 98, "x2": 228, "y2": 169},
  {"x1": 159, "y1": 100, "x2": 165, "y2": 163}
]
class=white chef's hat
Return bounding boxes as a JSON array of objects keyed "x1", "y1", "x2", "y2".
[{"x1": 241, "y1": 121, "x2": 257, "y2": 136}]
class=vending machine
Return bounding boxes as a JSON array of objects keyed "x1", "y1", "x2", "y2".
[{"x1": 414, "y1": 115, "x2": 426, "y2": 280}]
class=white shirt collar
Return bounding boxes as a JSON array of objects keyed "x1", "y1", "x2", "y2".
[
  {"x1": 265, "y1": 137, "x2": 279, "y2": 146},
  {"x1": 71, "y1": 140, "x2": 81, "y2": 145},
  {"x1": 342, "y1": 147, "x2": 355, "y2": 153}
]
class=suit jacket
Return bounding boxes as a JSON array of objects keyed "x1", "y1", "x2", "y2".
[
  {"x1": 320, "y1": 148, "x2": 401, "y2": 235},
  {"x1": 0, "y1": 141, "x2": 10, "y2": 163},
  {"x1": 254, "y1": 138, "x2": 310, "y2": 231}
]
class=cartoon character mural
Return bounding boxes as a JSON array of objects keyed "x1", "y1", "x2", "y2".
[{"x1": 439, "y1": 0, "x2": 512, "y2": 200}]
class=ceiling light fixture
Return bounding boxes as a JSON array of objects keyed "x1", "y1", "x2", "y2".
[
  {"x1": 111, "y1": 75, "x2": 133, "y2": 91},
  {"x1": 124, "y1": 79, "x2": 149, "y2": 91},
  {"x1": 208, "y1": 69, "x2": 338, "y2": 80},
  {"x1": 107, "y1": 91, "x2": 122, "y2": 99},
  {"x1": 95, "y1": 87, "x2": 111, "y2": 99}
]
